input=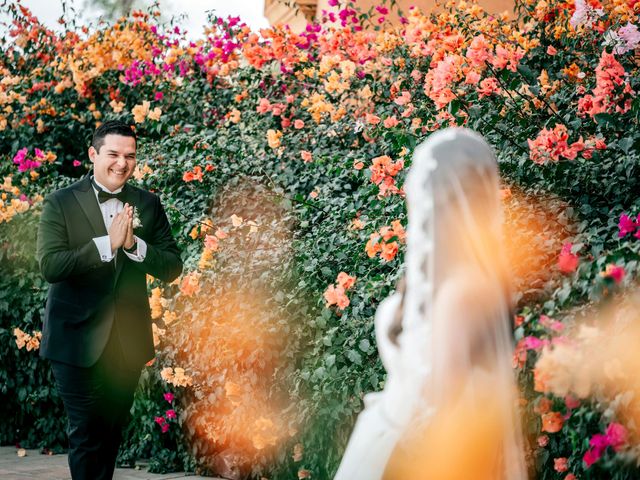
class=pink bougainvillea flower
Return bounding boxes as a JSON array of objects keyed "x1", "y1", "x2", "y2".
[
  {"x1": 558, "y1": 243, "x2": 579, "y2": 273},
  {"x1": 564, "y1": 394, "x2": 580, "y2": 410},
  {"x1": 466, "y1": 34, "x2": 492, "y2": 67},
  {"x1": 601, "y1": 264, "x2": 625, "y2": 283},
  {"x1": 73, "y1": 160, "x2": 82, "y2": 167},
  {"x1": 528, "y1": 125, "x2": 585, "y2": 164},
  {"x1": 583, "y1": 447, "x2": 602, "y2": 467},
  {"x1": 163, "y1": 392, "x2": 175, "y2": 403},
  {"x1": 522, "y1": 336, "x2": 545, "y2": 350},
  {"x1": 161, "y1": 423, "x2": 170, "y2": 433},
  {"x1": 365, "y1": 113, "x2": 380, "y2": 125},
  {"x1": 464, "y1": 70, "x2": 481, "y2": 85},
  {"x1": 256, "y1": 98, "x2": 271, "y2": 114},
  {"x1": 166, "y1": 409, "x2": 177, "y2": 419},
  {"x1": 617, "y1": 23, "x2": 640, "y2": 54},
  {"x1": 383, "y1": 116, "x2": 399, "y2": 128},
  {"x1": 605, "y1": 422, "x2": 628, "y2": 451},
  {"x1": 577, "y1": 51, "x2": 631, "y2": 118},
  {"x1": 394, "y1": 91, "x2": 411, "y2": 106},
  {"x1": 554, "y1": 457, "x2": 568, "y2": 472},
  {"x1": 477, "y1": 77, "x2": 500, "y2": 97},
  {"x1": 618, "y1": 214, "x2": 638, "y2": 237},
  {"x1": 539, "y1": 315, "x2": 565, "y2": 333},
  {"x1": 154, "y1": 416, "x2": 166, "y2": 425}
]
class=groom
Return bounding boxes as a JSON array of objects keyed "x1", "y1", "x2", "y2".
[{"x1": 36, "y1": 120, "x2": 182, "y2": 479}]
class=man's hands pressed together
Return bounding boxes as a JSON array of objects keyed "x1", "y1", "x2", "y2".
[{"x1": 109, "y1": 203, "x2": 135, "y2": 253}]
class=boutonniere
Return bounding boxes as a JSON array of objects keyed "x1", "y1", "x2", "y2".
[{"x1": 132, "y1": 206, "x2": 143, "y2": 230}]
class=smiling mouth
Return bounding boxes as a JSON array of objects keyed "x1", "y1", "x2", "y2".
[{"x1": 110, "y1": 169, "x2": 128, "y2": 176}]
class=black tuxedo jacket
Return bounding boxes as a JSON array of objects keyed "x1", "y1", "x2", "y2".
[{"x1": 36, "y1": 175, "x2": 182, "y2": 368}]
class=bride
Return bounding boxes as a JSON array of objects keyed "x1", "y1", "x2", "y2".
[{"x1": 334, "y1": 128, "x2": 528, "y2": 480}]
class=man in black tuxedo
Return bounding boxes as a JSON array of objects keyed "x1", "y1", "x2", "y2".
[{"x1": 36, "y1": 120, "x2": 182, "y2": 479}]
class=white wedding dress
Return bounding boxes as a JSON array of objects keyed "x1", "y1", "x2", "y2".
[{"x1": 334, "y1": 128, "x2": 527, "y2": 480}]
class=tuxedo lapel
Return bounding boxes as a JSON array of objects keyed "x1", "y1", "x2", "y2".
[{"x1": 73, "y1": 176, "x2": 107, "y2": 237}]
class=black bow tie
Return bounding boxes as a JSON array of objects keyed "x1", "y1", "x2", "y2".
[{"x1": 92, "y1": 178, "x2": 126, "y2": 204}]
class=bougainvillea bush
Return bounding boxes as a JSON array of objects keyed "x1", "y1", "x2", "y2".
[{"x1": 2, "y1": 0, "x2": 640, "y2": 478}]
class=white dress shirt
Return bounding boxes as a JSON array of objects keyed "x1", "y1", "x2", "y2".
[{"x1": 91, "y1": 177, "x2": 147, "y2": 263}]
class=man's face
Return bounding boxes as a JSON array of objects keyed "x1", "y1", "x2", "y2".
[{"x1": 88, "y1": 134, "x2": 137, "y2": 191}]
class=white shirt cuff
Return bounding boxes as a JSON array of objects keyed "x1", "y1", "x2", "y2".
[
  {"x1": 124, "y1": 236, "x2": 147, "y2": 262},
  {"x1": 93, "y1": 235, "x2": 115, "y2": 262}
]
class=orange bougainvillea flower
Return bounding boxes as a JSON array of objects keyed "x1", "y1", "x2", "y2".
[
  {"x1": 366, "y1": 220, "x2": 406, "y2": 262},
  {"x1": 183, "y1": 165, "x2": 204, "y2": 182},
  {"x1": 267, "y1": 129, "x2": 283, "y2": 149},
  {"x1": 300, "y1": 150, "x2": 313, "y2": 162},
  {"x1": 179, "y1": 271, "x2": 201, "y2": 297},
  {"x1": 369, "y1": 155, "x2": 404, "y2": 198},
  {"x1": 336, "y1": 272, "x2": 356, "y2": 290},
  {"x1": 204, "y1": 234, "x2": 219, "y2": 251},
  {"x1": 324, "y1": 272, "x2": 356, "y2": 310},
  {"x1": 541, "y1": 412, "x2": 564, "y2": 433}
]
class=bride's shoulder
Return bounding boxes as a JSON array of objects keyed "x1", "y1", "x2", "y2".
[{"x1": 435, "y1": 268, "x2": 503, "y2": 317}]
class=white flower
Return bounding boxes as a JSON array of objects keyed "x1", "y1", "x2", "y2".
[
  {"x1": 603, "y1": 30, "x2": 627, "y2": 55},
  {"x1": 132, "y1": 207, "x2": 143, "y2": 229},
  {"x1": 570, "y1": 0, "x2": 604, "y2": 29}
]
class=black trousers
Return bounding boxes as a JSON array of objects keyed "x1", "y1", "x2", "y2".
[{"x1": 50, "y1": 324, "x2": 141, "y2": 480}]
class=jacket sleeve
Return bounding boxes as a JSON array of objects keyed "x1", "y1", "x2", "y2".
[
  {"x1": 132, "y1": 194, "x2": 182, "y2": 283},
  {"x1": 36, "y1": 193, "x2": 103, "y2": 283}
]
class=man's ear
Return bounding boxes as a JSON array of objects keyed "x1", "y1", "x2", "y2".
[{"x1": 88, "y1": 146, "x2": 97, "y2": 164}]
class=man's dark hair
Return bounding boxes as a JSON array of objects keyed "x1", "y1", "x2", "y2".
[{"x1": 91, "y1": 120, "x2": 137, "y2": 152}]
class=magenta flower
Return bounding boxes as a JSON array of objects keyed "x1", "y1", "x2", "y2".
[
  {"x1": 13, "y1": 148, "x2": 28, "y2": 164},
  {"x1": 166, "y1": 409, "x2": 176, "y2": 419},
  {"x1": 328, "y1": 0, "x2": 339, "y2": 6},
  {"x1": 601, "y1": 264, "x2": 625, "y2": 284},
  {"x1": 523, "y1": 336, "x2": 545, "y2": 350},
  {"x1": 154, "y1": 416, "x2": 166, "y2": 425},
  {"x1": 73, "y1": 160, "x2": 81, "y2": 167},
  {"x1": 154, "y1": 91, "x2": 164, "y2": 101},
  {"x1": 13, "y1": 148, "x2": 41, "y2": 172},
  {"x1": 163, "y1": 392, "x2": 174, "y2": 403},
  {"x1": 583, "y1": 446, "x2": 603, "y2": 467},
  {"x1": 605, "y1": 423, "x2": 628, "y2": 451},
  {"x1": 618, "y1": 214, "x2": 637, "y2": 237},
  {"x1": 161, "y1": 423, "x2": 170, "y2": 433},
  {"x1": 375, "y1": 6, "x2": 389, "y2": 15}
]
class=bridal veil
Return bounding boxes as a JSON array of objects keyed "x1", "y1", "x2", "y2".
[{"x1": 334, "y1": 128, "x2": 527, "y2": 480}]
